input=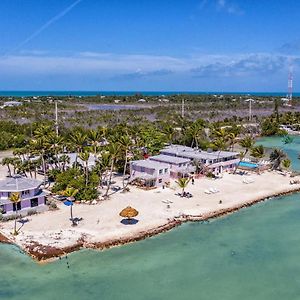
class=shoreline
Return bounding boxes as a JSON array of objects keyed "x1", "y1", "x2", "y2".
[{"x1": 1, "y1": 185, "x2": 299, "y2": 262}]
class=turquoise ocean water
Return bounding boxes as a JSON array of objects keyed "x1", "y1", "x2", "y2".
[
  {"x1": 1, "y1": 136, "x2": 300, "y2": 300},
  {"x1": 257, "y1": 135, "x2": 300, "y2": 171}
]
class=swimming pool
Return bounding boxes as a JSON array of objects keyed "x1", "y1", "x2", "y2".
[{"x1": 238, "y1": 161, "x2": 259, "y2": 168}]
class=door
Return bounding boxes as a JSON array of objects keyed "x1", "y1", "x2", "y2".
[{"x1": 13, "y1": 202, "x2": 21, "y2": 211}]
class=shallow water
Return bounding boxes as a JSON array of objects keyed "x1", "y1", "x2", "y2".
[
  {"x1": 2, "y1": 135, "x2": 300, "y2": 300},
  {"x1": 1, "y1": 194, "x2": 300, "y2": 300},
  {"x1": 256, "y1": 135, "x2": 300, "y2": 171}
]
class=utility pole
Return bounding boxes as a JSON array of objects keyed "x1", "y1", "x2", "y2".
[
  {"x1": 55, "y1": 100, "x2": 59, "y2": 137},
  {"x1": 288, "y1": 65, "x2": 293, "y2": 106},
  {"x1": 249, "y1": 99, "x2": 252, "y2": 122},
  {"x1": 245, "y1": 98, "x2": 254, "y2": 122}
]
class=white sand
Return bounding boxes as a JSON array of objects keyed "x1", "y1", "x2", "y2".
[{"x1": 0, "y1": 171, "x2": 299, "y2": 253}]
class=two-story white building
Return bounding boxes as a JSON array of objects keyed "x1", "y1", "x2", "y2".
[
  {"x1": 160, "y1": 145, "x2": 239, "y2": 175},
  {"x1": 149, "y1": 154, "x2": 195, "y2": 178}
]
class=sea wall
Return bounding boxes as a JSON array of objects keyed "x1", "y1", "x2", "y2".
[{"x1": 5, "y1": 187, "x2": 299, "y2": 262}]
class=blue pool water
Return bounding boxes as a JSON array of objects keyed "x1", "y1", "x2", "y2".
[{"x1": 238, "y1": 161, "x2": 259, "y2": 168}]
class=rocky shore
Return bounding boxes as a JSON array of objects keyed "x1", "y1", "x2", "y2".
[{"x1": 5, "y1": 186, "x2": 298, "y2": 262}]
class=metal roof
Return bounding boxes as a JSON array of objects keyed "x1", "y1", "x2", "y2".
[
  {"x1": 0, "y1": 176, "x2": 42, "y2": 192},
  {"x1": 149, "y1": 154, "x2": 190, "y2": 165},
  {"x1": 161, "y1": 145, "x2": 238, "y2": 160},
  {"x1": 131, "y1": 159, "x2": 169, "y2": 170}
]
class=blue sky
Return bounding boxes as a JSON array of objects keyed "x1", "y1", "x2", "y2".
[{"x1": 0, "y1": 0, "x2": 299, "y2": 91}]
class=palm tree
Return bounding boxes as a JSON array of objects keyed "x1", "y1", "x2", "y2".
[
  {"x1": 239, "y1": 136, "x2": 255, "y2": 156},
  {"x1": 227, "y1": 132, "x2": 238, "y2": 151},
  {"x1": 48, "y1": 133, "x2": 64, "y2": 168},
  {"x1": 63, "y1": 187, "x2": 79, "y2": 226},
  {"x1": 95, "y1": 152, "x2": 110, "y2": 188},
  {"x1": 88, "y1": 129, "x2": 101, "y2": 157},
  {"x1": 282, "y1": 135, "x2": 293, "y2": 145},
  {"x1": 104, "y1": 143, "x2": 120, "y2": 198},
  {"x1": 118, "y1": 135, "x2": 133, "y2": 189},
  {"x1": 176, "y1": 177, "x2": 191, "y2": 197},
  {"x1": 29, "y1": 138, "x2": 48, "y2": 186},
  {"x1": 2, "y1": 157, "x2": 13, "y2": 177},
  {"x1": 213, "y1": 128, "x2": 229, "y2": 141},
  {"x1": 189, "y1": 122, "x2": 203, "y2": 148},
  {"x1": 233, "y1": 151, "x2": 246, "y2": 174},
  {"x1": 231, "y1": 136, "x2": 254, "y2": 174},
  {"x1": 192, "y1": 159, "x2": 206, "y2": 175},
  {"x1": 162, "y1": 124, "x2": 176, "y2": 144},
  {"x1": 9, "y1": 192, "x2": 21, "y2": 235},
  {"x1": 13, "y1": 147, "x2": 27, "y2": 161},
  {"x1": 78, "y1": 151, "x2": 90, "y2": 186},
  {"x1": 34, "y1": 124, "x2": 54, "y2": 140},
  {"x1": 251, "y1": 145, "x2": 264, "y2": 159},
  {"x1": 282, "y1": 159, "x2": 291, "y2": 170},
  {"x1": 270, "y1": 148, "x2": 286, "y2": 170},
  {"x1": 59, "y1": 154, "x2": 70, "y2": 171},
  {"x1": 69, "y1": 131, "x2": 87, "y2": 153}
]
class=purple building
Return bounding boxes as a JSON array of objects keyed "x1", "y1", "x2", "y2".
[
  {"x1": 0, "y1": 176, "x2": 46, "y2": 215},
  {"x1": 130, "y1": 159, "x2": 170, "y2": 188}
]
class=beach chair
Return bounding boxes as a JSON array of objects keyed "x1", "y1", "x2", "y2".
[
  {"x1": 209, "y1": 187, "x2": 219, "y2": 193},
  {"x1": 242, "y1": 178, "x2": 249, "y2": 184},
  {"x1": 204, "y1": 189, "x2": 211, "y2": 194}
]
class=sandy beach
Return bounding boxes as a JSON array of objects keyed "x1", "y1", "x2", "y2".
[{"x1": 0, "y1": 170, "x2": 299, "y2": 261}]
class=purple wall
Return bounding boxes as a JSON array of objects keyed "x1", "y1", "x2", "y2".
[{"x1": 0, "y1": 188, "x2": 45, "y2": 214}]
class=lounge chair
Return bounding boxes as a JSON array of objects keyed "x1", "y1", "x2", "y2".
[
  {"x1": 243, "y1": 178, "x2": 249, "y2": 184},
  {"x1": 209, "y1": 187, "x2": 219, "y2": 193},
  {"x1": 204, "y1": 189, "x2": 211, "y2": 194},
  {"x1": 243, "y1": 177, "x2": 254, "y2": 184}
]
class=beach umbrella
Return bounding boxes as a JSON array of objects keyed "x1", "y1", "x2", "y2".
[{"x1": 119, "y1": 206, "x2": 139, "y2": 221}]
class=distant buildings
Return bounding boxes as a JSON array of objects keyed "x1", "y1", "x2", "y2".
[
  {"x1": 1, "y1": 101, "x2": 22, "y2": 108},
  {"x1": 0, "y1": 176, "x2": 46, "y2": 215}
]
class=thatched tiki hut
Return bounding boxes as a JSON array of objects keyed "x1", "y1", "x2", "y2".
[{"x1": 119, "y1": 206, "x2": 139, "y2": 223}]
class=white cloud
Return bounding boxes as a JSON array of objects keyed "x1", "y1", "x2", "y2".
[
  {"x1": 216, "y1": 0, "x2": 244, "y2": 15},
  {"x1": 0, "y1": 51, "x2": 295, "y2": 82}
]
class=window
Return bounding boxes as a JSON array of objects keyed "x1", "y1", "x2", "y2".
[
  {"x1": 159, "y1": 169, "x2": 163, "y2": 175},
  {"x1": 164, "y1": 168, "x2": 168, "y2": 173},
  {"x1": 22, "y1": 190, "x2": 30, "y2": 196},
  {"x1": 30, "y1": 198, "x2": 39, "y2": 208},
  {"x1": 158, "y1": 179, "x2": 162, "y2": 183},
  {"x1": 0, "y1": 205, "x2": 6, "y2": 214}
]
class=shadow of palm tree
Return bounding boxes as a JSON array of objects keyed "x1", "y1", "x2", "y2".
[{"x1": 17, "y1": 217, "x2": 30, "y2": 232}]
